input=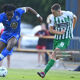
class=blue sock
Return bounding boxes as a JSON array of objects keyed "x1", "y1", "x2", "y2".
[{"x1": 0, "y1": 48, "x2": 11, "y2": 61}]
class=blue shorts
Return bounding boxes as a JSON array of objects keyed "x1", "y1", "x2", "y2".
[{"x1": 0, "y1": 31, "x2": 20, "y2": 44}]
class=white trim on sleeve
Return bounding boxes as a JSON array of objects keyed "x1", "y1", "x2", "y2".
[{"x1": 21, "y1": 7, "x2": 26, "y2": 13}]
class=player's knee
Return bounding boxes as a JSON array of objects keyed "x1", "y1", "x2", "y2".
[
  {"x1": 6, "y1": 46, "x2": 12, "y2": 51},
  {"x1": 7, "y1": 42, "x2": 16, "y2": 50},
  {"x1": 51, "y1": 53, "x2": 55, "y2": 58}
]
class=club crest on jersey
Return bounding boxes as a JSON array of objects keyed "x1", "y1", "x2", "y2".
[{"x1": 10, "y1": 21, "x2": 18, "y2": 29}]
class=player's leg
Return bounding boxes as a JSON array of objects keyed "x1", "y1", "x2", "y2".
[
  {"x1": 0, "y1": 60, "x2": 3, "y2": 66},
  {"x1": 0, "y1": 47, "x2": 13, "y2": 67},
  {"x1": 7, "y1": 48, "x2": 13, "y2": 68},
  {"x1": 0, "y1": 41, "x2": 6, "y2": 61},
  {"x1": 42, "y1": 48, "x2": 58, "y2": 74},
  {"x1": 45, "y1": 41, "x2": 53, "y2": 65},
  {"x1": 43, "y1": 39, "x2": 70, "y2": 75},
  {"x1": 0, "y1": 41, "x2": 6, "y2": 53},
  {"x1": 7, "y1": 37, "x2": 17, "y2": 51},
  {"x1": 7, "y1": 55, "x2": 10, "y2": 68},
  {"x1": 0, "y1": 37, "x2": 17, "y2": 61},
  {"x1": 37, "y1": 40, "x2": 58, "y2": 78},
  {"x1": 37, "y1": 50, "x2": 56, "y2": 78},
  {"x1": 37, "y1": 46, "x2": 56, "y2": 78},
  {"x1": 37, "y1": 39, "x2": 70, "y2": 78}
]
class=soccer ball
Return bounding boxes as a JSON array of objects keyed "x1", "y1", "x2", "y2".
[{"x1": 0, "y1": 67, "x2": 8, "y2": 77}]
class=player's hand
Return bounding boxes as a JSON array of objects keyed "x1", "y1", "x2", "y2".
[
  {"x1": 60, "y1": 30, "x2": 65, "y2": 34},
  {"x1": 36, "y1": 14, "x2": 43, "y2": 23}
]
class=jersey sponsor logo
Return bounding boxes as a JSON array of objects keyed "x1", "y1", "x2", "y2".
[
  {"x1": 54, "y1": 22, "x2": 69, "y2": 28},
  {"x1": 10, "y1": 21, "x2": 18, "y2": 29}
]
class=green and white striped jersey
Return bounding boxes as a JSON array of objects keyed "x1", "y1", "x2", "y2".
[{"x1": 49, "y1": 11, "x2": 76, "y2": 40}]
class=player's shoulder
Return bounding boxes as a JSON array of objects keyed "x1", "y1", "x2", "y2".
[
  {"x1": 15, "y1": 7, "x2": 26, "y2": 12},
  {"x1": 15, "y1": 8, "x2": 22, "y2": 12},
  {"x1": 62, "y1": 10, "x2": 73, "y2": 15},
  {"x1": 48, "y1": 14, "x2": 54, "y2": 21},
  {"x1": 49, "y1": 14, "x2": 54, "y2": 19},
  {"x1": 47, "y1": 14, "x2": 54, "y2": 24},
  {"x1": 0, "y1": 12, "x2": 6, "y2": 18},
  {"x1": 0, "y1": 12, "x2": 6, "y2": 16}
]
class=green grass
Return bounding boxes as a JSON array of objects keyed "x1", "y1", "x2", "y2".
[{"x1": 0, "y1": 69, "x2": 80, "y2": 80}]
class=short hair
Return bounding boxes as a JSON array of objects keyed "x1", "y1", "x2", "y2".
[
  {"x1": 51, "y1": 3, "x2": 61, "y2": 11},
  {"x1": 2, "y1": 4, "x2": 16, "y2": 12}
]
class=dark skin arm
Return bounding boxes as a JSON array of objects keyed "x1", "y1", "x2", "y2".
[{"x1": 26, "y1": 7, "x2": 43, "y2": 23}]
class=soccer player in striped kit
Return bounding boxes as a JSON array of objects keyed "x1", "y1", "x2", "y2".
[{"x1": 37, "y1": 3, "x2": 77, "y2": 78}]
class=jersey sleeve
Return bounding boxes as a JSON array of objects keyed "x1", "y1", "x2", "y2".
[
  {"x1": 0, "y1": 14, "x2": 4, "y2": 22},
  {"x1": 16, "y1": 7, "x2": 27, "y2": 16},
  {"x1": 67, "y1": 11, "x2": 76, "y2": 19},
  {"x1": 48, "y1": 15, "x2": 54, "y2": 28}
]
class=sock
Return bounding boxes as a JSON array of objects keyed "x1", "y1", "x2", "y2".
[
  {"x1": 0, "y1": 48, "x2": 11, "y2": 61},
  {"x1": 44, "y1": 59, "x2": 55, "y2": 74}
]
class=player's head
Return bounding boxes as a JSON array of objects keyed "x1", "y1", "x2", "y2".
[
  {"x1": 51, "y1": 3, "x2": 61, "y2": 17},
  {"x1": 2, "y1": 4, "x2": 16, "y2": 20}
]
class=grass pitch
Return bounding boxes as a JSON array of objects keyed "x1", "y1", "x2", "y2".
[{"x1": 0, "y1": 69, "x2": 80, "y2": 80}]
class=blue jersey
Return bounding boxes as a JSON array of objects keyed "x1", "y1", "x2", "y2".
[
  {"x1": 0, "y1": 7, "x2": 26, "y2": 43},
  {"x1": 0, "y1": 8, "x2": 26, "y2": 34}
]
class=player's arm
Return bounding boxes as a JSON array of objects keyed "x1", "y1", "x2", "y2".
[
  {"x1": 73, "y1": 15, "x2": 77, "y2": 29},
  {"x1": 25, "y1": 7, "x2": 43, "y2": 23},
  {"x1": 48, "y1": 15, "x2": 65, "y2": 35},
  {"x1": 49, "y1": 26, "x2": 65, "y2": 35}
]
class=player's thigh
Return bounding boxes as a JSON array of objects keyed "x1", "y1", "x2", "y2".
[
  {"x1": 7, "y1": 37, "x2": 17, "y2": 49},
  {"x1": 0, "y1": 41, "x2": 6, "y2": 52}
]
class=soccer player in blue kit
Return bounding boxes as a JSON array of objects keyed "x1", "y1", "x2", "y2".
[{"x1": 0, "y1": 4, "x2": 43, "y2": 61}]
